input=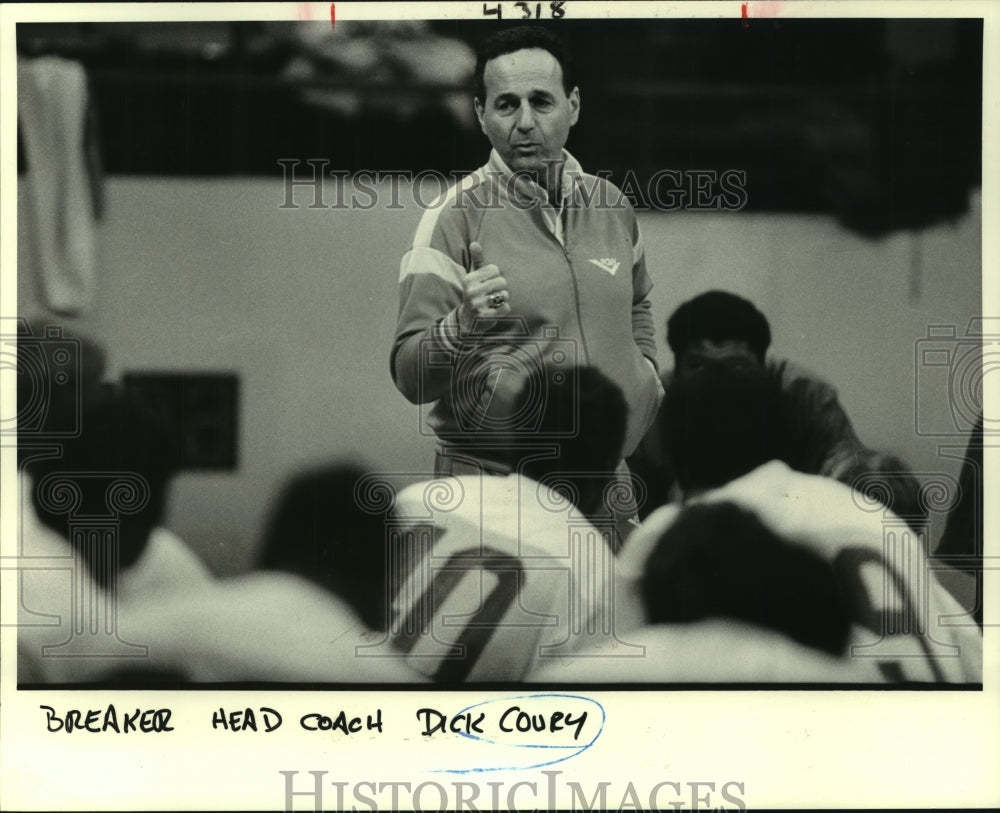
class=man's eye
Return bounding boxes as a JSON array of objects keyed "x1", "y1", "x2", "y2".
[
  {"x1": 497, "y1": 101, "x2": 513, "y2": 113},
  {"x1": 533, "y1": 99, "x2": 553, "y2": 111}
]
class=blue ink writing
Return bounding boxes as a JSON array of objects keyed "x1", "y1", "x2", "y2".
[{"x1": 498, "y1": 706, "x2": 588, "y2": 741}]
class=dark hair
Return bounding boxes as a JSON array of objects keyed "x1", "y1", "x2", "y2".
[
  {"x1": 258, "y1": 464, "x2": 389, "y2": 631},
  {"x1": 641, "y1": 502, "x2": 851, "y2": 657},
  {"x1": 24, "y1": 390, "x2": 177, "y2": 585},
  {"x1": 513, "y1": 365, "x2": 627, "y2": 517},
  {"x1": 474, "y1": 26, "x2": 574, "y2": 102},
  {"x1": 666, "y1": 290, "x2": 772, "y2": 363},
  {"x1": 662, "y1": 366, "x2": 789, "y2": 493}
]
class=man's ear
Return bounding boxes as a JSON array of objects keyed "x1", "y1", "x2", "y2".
[
  {"x1": 474, "y1": 97, "x2": 486, "y2": 133},
  {"x1": 568, "y1": 87, "x2": 580, "y2": 126}
]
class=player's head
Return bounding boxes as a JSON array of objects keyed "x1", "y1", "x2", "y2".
[
  {"x1": 662, "y1": 365, "x2": 789, "y2": 496},
  {"x1": 259, "y1": 463, "x2": 389, "y2": 631},
  {"x1": 513, "y1": 364, "x2": 627, "y2": 517},
  {"x1": 24, "y1": 389, "x2": 177, "y2": 586},
  {"x1": 474, "y1": 26, "x2": 579, "y2": 179},
  {"x1": 666, "y1": 291, "x2": 771, "y2": 378},
  {"x1": 641, "y1": 501, "x2": 851, "y2": 657}
]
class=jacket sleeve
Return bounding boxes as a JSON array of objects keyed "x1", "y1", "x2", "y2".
[
  {"x1": 632, "y1": 298, "x2": 657, "y2": 369},
  {"x1": 390, "y1": 203, "x2": 472, "y2": 404},
  {"x1": 774, "y1": 360, "x2": 868, "y2": 475},
  {"x1": 628, "y1": 213, "x2": 658, "y2": 368}
]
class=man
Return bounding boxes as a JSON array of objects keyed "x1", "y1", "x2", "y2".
[
  {"x1": 628, "y1": 289, "x2": 915, "y2": 517},
  {"x1": 387, "y1": 365, "x2": 632, "y2": 681},
  {"x1": 638, "y1": 501, "x2": 852, "y2": 659},
  {"x1": 23, "y1": 390, "x2": 182, "y2": 586},
  {"x1": 532, "y1": 369, "x2": 982, "y2": 683},
  {"x1": 512, "y1": 363, "x2": 629, "y2": 525},
  {"x1": 21, "y1": 442, "x2": 424, "y2": 684},
  {"x1": 391, "y1": 26, "x2": 662, "y2": 479},
  {"x1": 258, "y1": 463, "x2": 392, "y2": 632},
  {"x1": 17, "y1": 388, "x2": 213, "y2": 684},
  {"x1": 659, "y1": 364, "x2": 793, "y2": 496}
]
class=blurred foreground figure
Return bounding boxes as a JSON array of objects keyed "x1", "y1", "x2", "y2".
[
  {"x1": 258, "y1": 463, "x2": 391, "y2": 631},
  {"x1": 17, "y1": 387, "x2": 211, "y2": 684},
  {"x1": 116, "y1": 463, "x2": 425, "y2": 683},
  {"x1": 386, "y1": 366, "x2": 635, "y2": 681},
  {"x1": 16, "y1": 329, "x2": 421, "y2": 682},
  {"x1": 533, "y1": 369, "x2": 982, "y2": 683}
]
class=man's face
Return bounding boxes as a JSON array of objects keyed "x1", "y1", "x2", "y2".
[
  {"x1": 475, "y1": 48, "x2": 580, "y2": 178},
  {"x1": 675, "y1": 339, "x2": 762, "y2": 378}
]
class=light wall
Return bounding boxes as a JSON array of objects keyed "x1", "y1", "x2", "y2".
[
  {"x1": 17, "y1": 179, "x2": 982, "y2": 573},
  {"x1": 641, "y1": 194, "x2": 982, "y2": 476}
]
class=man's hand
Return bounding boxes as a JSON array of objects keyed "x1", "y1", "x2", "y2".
[{"x1": 457, "y1": 241, "x2": 510, "y2": 334}]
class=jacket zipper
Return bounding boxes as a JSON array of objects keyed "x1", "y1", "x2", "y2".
[
  {"x1": 561, "y1": 242, "x2": 591, "y2": 367},
  {"x1": 543, "y1": 204, "x2": 591, "y2": 367}
]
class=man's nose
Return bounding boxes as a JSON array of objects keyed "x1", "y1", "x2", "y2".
[{"x1": 515, "y1": 103, "x2": 535, "y2": 131}]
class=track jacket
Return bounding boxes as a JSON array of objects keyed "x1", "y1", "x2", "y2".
[{"x1": 391, "y1": 149, "x2": 663, "y2": 457}]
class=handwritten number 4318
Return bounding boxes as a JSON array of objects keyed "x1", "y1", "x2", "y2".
[{"x1": 483, "y1": 2, "x2": 566, "y2": 19}]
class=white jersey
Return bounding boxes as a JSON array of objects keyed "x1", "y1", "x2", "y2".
[
  {"x1": 388, "y1": 473, "x2": 621, "y2": 681},
  {"x1": 16, "y1": 472, "x2": 420, "y2": 684},
  {"x1": 122, "y1": 571, "x2": 424, "y2": 683},
  {"x1": 530, "y1": 618, "x2": 886, "y2": 682},
  {"x1": 539, "y1": 461, "x2": 982, "y2": 684}
]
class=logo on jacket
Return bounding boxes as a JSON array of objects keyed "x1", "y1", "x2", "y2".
[{"x1": 586, "y1": 258, "x2": 620, "y2": 276}]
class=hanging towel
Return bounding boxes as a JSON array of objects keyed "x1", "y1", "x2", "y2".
[{"x1": 17, "y1": 56, "x2": 99, "y2": 315}]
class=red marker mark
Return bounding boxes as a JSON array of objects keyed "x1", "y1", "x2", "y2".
[
  {"x1": 330, "y1": 2, "x2": 336, "y2": 31},
  {"x1": 743, "y1": 1, "x2": 784, "y2": 22}
]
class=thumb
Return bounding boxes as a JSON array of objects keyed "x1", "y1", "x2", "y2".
[{"x1": 469, "y1": 241, "x2": 485, "y2": 270}]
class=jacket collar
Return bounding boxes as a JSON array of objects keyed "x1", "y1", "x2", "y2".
[{"x1": 486, "y1": 148, "x2": 584, "y2": 207}]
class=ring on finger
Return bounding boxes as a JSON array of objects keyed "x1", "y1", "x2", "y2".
[{"x1": 488, "y1": 292, "x2": 506, "y2": 309}]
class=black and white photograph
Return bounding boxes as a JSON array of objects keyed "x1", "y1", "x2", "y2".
[{"x1": 1, "y1": 1, "x2": 996, "y2": 810}]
